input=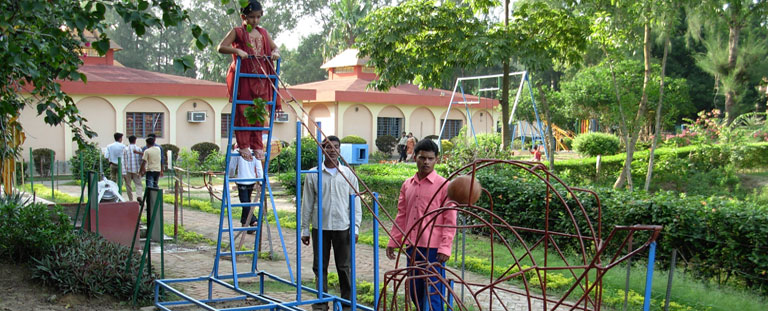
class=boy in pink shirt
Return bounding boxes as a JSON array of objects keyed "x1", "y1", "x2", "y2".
[{"x1": 386, "y1": 139, "x2": 456, "y2": 311}]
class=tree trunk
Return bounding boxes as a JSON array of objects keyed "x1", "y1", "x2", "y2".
[
  {"x1": 644, "y1": 36, "x2": 670, "y2": 192},
  {"x1": 500, "y1": 0, "x2": 511, "y2": 149},
  {"x1": 724, "y1": 24, "x2": 741, "y2": 124},
  {"x1": 537, "y1": 84, "x2": 556, "y2": 171},
  {"x1": 614, "y1": 21, "x2": 652, "y2": 190}
]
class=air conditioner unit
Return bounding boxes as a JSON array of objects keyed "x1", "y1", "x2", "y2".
[
  {"x1": 274, "y1": 111, "x2": 289, "y2": 123},
  {"x1": 187, "y1": 111, "x2": 206, "y2": 122}
]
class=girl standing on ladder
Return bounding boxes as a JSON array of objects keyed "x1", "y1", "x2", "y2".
[{"x1": 217, "y1": 0, "x2": 281, "y2": 162}]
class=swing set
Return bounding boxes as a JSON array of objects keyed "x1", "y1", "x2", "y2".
[{"x1": 438, "y1": 71, "x2": 551, "y2": 160}]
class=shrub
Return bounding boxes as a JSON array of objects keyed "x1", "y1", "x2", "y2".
[
  {"x1": 375, "y1": 135, "x2": 397, "y2": 154},
  {"x1": 341, "y1": 135, "x2": 367, "y2": 144},
  {"x1": 32, "y1": 148, "x2": 55, "y2": 177},
  {"x1": 572, "y1": 132, "x2": 621, "y2": 157},
  {"x1": 191, "y1": 142, "x2": 220, "y2": 164},
  {"x1": 0, "y1": 193, "x2": 73, "y2": 262},
  {"x1": 562, "y1": 137, "x2": 573, "y2": 150},
  {"x1": 269, "y1": 136, "x2": 319, "y2": 174},
  {"x1": 69, "y1": 145, "x2": 107, "y2": 181},
  {"x1": 32, "y1": 231, "x2": 157, "y2": 302},
  {"x1": 369, "y1": 151, "x2": 390, "y2": 162},
  {"x1": 177, "y1": 149, "x2": 200, "y2": 172},
  {"x1": 474, "y1": 164, "x2": 768, "y2": 292},
  {"x1": 202, "y1": 152, "x2": 225, "y2": 171},
  {"x1": 160, "y1": 143, "x2": 179, "y2": 168},
  {"x1": 440, "y1": 140, "x2": 453, "y2": 153}
]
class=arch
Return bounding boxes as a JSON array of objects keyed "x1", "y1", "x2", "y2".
[
  {"x1": 343, "y1": 104, "x2": 373, "y2": 145},
  {"x1": 408, "y1": 107, "x2": 435, "y2": 140},
  {"x1": 307, "y1": 104, "x2": 332, "y2": 136},
  {"x1": 471, "y1": 109, "x2": 495, "y2": 134},
  {"x1": 76, "y1": 96, "x2": 117, "y2": 149},
  {"x1": 125, "y1": 97, "x2": 170, "y2": 146},
  {"x1": 176, "y1": 99, "x2": 215, "y2": 150},
  {"x1": 378, "y1": 105, "x2": 405, "y2": 119}
]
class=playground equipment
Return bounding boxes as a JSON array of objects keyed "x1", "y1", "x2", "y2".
[
  {"x1": 439, "y1": 72, "x2": 550, "y2": 159},
  {"x1": 150, "y1": 52, "x2": 662, "y2": 310}
]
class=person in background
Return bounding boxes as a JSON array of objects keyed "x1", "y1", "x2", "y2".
[
  {"x1": 105, "y1": 132, "x2": 125, "y2": 182},
  {"x1": 397, "y1": 131, "x2": 408, "y2": 162},
  {"x1": 142, "y1": 133, "x2": 165, "y2": 169},
  {"x1": 405, "y1": 132, "x2": 417, "y2": 162},
  {"x1": 228, "y1": 144, "x2": 264, "y2": 234},
  {"x1": 122, "y1": 135, "x2": 144, "y2": 204},
  {"x1": 530, "y1": 144, "x2": 542, "y2": 162},
  {"x1": 300, "y1": 136, "x2": 361, "y2": 311},
  {"x1": 140, "y1": 137, "x2": 162, "y2": 188}
]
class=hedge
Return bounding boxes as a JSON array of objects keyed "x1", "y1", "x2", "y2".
[
  {"x1": 473, "y1": 164, "x2": 768, "y2": 292},
  {"x1": 555, "y1": 142, "x2": 768, "y2": 188}
]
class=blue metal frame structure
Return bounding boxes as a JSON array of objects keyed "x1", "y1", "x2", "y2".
[
  {"x1": 153, "y1": 57, "x2": 375, "y2": 311},
  {"x1": 439, "y1": 71, "x2": 550, "y2": 161}
]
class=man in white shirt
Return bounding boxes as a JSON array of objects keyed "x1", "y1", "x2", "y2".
[
  {"x1": 105, "y1": 132, "x2": 125, "y2": 182},
  {"x1": 228, "y1": 145, "x2": 264, "y2": 233},
  {"x1": 122, "y1": 135, "x2": 144, "y2": 203},
  {"x1": 397, "y1": 131, "x2": 408, "y2": 162},
  {"x1": 300, "y1": 136, "x2": 361, "y2": 311}
]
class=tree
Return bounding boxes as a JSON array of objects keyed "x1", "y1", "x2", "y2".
[
  {"x1": 687, "y1": 0, "x2": 768, "y2": 124},
  {"x1": 280, "y1": 33, "x2": 328, "y2": 85},
  {"x1": 356, "y1": 0, "x2": 588, "y2": 150},
  {"x1": 0, "y1": 0, "x2": 212, "y2": 162}
]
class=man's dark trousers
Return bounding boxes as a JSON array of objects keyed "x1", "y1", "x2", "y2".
[{"x1": 311, "y1": 228, "x2": 352, "y2": 311}]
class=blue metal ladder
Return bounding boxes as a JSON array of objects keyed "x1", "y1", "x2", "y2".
[
  {"x1": 213, "y1": 55, "x2": 294, "y2": 287},
  {"x1": 152, "y1": 56, "x2": 297, "y2": 311}
]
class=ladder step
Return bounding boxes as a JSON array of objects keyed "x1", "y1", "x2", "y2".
[
  {"x1": 233, "y1": 99, "x2": 275, "y2": 106},
  {"x1": 232, "y1": 126, "x2": 271, "y2": 131},
  {"x1": 237, "y1": 73, "x2": 278, "y2": 79}
]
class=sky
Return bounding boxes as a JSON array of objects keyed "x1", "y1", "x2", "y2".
[{"x1": 273, "y1": 15, "x2": 317, "y2": 50}]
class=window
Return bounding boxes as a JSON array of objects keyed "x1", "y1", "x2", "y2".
[
  {"x1": 441, "y1": 119, "x2": 463, "y2": 140},
  {"x1": 126, "y1": 112, "x2": 164, "y2": 138},
  {"x1": 221, "y1": 113, "x2": 231, "y2": 137},
  {"x1": 78, "y1": 47, "x2": 103, "y2": 57},
  {"x1": 377, "y1": 117, "x2": 402, "y2": 137},
  {"x1": 335, "y1": 66, "x2": 354, "y2": 74},
  {"x1": 362, "y1": 66, "x2": 376, "y2": 73}
]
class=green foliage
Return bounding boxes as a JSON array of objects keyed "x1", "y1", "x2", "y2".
[
  {"x1": 444, "y1": 132, "x2": 512, "y2": 172},
  {"x1": 440, "y1": 140, "x2": 453, "y2": 153},
  {"x1": 341, "y1": 135, "x2": 367, "y2": 144},
  {"x1": 0, "y1": 0, "x2": 211, "y2": 158},
  {"x1": 0, "y1": 194, "x2": 73, "y2": 263},
  {"x1": 244, "y1": 98, "x2": 268, "y2": 124},
  {"x1": 177, "y1": 149, "x2": 200, "y2": 172},
  {"x1": 160, "y1": 144, "x2": 180, "y2": 167},
  {"x1": 562, "y1": 137, "x2": 573, "y2": 150},
  {"x1": 31, "y1": 231, "x2": 156, "y2": 302},
  {"x1": 31, "y1": 148, "x2": 55, "y2": 177},
  {"x1": 269, "y1": 136, "x2": 319, "y2": 174},
  {"x1": 69, "y1": 145, "x2": 107, "y2": 181},
  {"x1": 21, "y1": 184, "x2": 81, "y2": 204},
  {"x1": 368, "y1": 151, "x2": 390, "y2": 163},
  {"x1": 375, "y1": 135, "x2": 397, "y2": 155},
  {"x1": 191, "y1": 142, "x2": 220, "y2": 164},
  {"x1": 474, "y1": 164, "x2": 768, "y2": 292},
  {"x1": 202, "y1": 152, "x2": 225, "y2": 172},
  {"x1": 572, "y1": 132, "x2": 621, "y2": 157}
]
